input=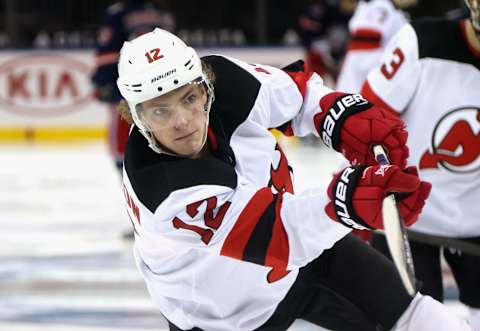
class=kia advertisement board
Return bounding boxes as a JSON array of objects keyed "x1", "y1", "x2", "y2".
[
  {"x1": 0, "y1": 50, "x2": 109, "y2": 141},
  {"x1": 0, "y1": 47, "x2": 302, "y2": 141},
  {"x1": 0, "y1": 53, "x2": 93, "y2": 115}
]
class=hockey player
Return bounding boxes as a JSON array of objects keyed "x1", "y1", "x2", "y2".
[
  {"x1": 361, "y1": 0, "x2": 480, "y2": 328},
  {"x1": 336, "y1": 0, "x2": 416, "y2": 93},
  {"x1": 116, "y1": 28, "x2": 471, "y2": 330},
  {"x1": 91, "y1": 0, "x2": 175, "y2": 172},
  {"x1": 297, "y1": 0, "x2": 357, "y2": 86}
]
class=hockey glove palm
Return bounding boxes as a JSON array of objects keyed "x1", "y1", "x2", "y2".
[
  {"x1": 317, "y1": 92, "x2": 409, "y2": 168},
  {"x1": 325, "y1": 165, "x2": 431, "y2": 230}
]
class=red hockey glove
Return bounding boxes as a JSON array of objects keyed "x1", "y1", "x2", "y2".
[
  {"x1": 316, "y1": 92, "x2": 409, "y2": 168},
  {"x1": 325, "y1": 165, "x2": 431, "y2": 230}
]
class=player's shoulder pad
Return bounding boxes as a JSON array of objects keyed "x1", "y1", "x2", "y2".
[
  {"x1": 124, "y1": 127, "x2": 237, "y2": 213},
  {"x1": 412, "y1": 18, "x2": 480, "y2": 70}
]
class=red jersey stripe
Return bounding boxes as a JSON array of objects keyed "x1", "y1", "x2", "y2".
[
  {"x1": 285, "y1": 71, "x2": 314, "y2": 98},
  {"x1": 265, "y1": 193, "x2": 290, "y2": 282},
  {"x1": 347, "y1": 28, "x2": 382, "y2": 51},
  {"x1": 220, "y1": 188, "x2": 274, "y2": 260}
]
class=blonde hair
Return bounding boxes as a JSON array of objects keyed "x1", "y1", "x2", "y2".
[
  {"x1": 117, "y1": 61, "x2": 216, "y2": 125},
  {"x1": 117, "y1": 99, "x2": 134, "y2": 124}
]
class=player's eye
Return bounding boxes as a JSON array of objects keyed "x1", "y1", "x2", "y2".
[
  {"x1": 184, "y1": 93, "x2": 198, "y2": 104},
  {"x1": 152, "y1": 107, "x2": 169, "y2": 117}
]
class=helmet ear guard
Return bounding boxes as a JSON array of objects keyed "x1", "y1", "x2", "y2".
[{"x1": 116, "y1": 28, "x2": 215, "y2": 155}]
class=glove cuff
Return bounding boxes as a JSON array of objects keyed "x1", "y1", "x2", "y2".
[
  {"x1": 331, "y1": 165, "x2": 373, "y2": 230},
  {"x1": 319, "y1": 93, "x2": 372, "y2": 151}
]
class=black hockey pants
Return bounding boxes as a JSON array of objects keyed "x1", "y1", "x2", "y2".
[{"x1": 169, "y1": 233, "x2": 413, "y2": 331}]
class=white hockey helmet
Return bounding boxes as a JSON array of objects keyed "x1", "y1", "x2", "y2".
[
  {"x1": 117, "y1": 28, "x2": 214, "y2": 154},
  {"x1": 465, "y1": 0, "x2": 480, "y2": 38}
]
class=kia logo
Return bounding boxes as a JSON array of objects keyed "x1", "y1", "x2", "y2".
[{"x1": 0, "y1": 53, "x2": 93, "y2": 116}]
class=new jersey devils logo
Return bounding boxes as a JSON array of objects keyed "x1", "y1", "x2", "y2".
[
  {"x1": 419, "y1": 107, "x2": 480, "y2": 173},
  {"x1": 269, "y1": 144, "x2": 294, "y2": 194}
]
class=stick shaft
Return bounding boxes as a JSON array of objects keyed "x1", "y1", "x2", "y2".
[
  {"x1": 407, "y1": 231, "x2": 480, "y2": 256},
  {"x1": 373, "y1": 145, "x2": 416, "y2": 296}
]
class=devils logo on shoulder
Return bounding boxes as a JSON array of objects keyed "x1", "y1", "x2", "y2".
[{"x1": 419, "y1": 107, "x2": 480, "y2": 173}]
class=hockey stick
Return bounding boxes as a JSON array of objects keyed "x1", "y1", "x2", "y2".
[
  {"x1": 407, "y1": 231, "x2": 480, "y2": 257},
  {"x1": 373, "y1": 145, "x2": 416, "y2": 296}
]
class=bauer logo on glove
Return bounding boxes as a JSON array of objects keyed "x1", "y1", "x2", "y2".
[
  {"x1": 316, "y1": 92, "x2": 410, "y2": 168},
  {"x1": 321, "y1": 94, "x2": 371, "y2": 150},
  {"x1": 325, "y1": 165, "x2": 432, "y2": 230}
]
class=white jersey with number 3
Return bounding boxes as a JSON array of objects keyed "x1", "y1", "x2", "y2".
[
  {"x1": 336, "y1": 0, "x2": 408, "y2": 93},
  {"x1": 362, "y1": 19, "x2": 480, "y2": 238}
]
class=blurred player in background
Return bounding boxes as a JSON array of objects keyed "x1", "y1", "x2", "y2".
[
  {"x1": 336, "y1": 0, "x2": 417, "y2": 93},
  {"x1": 297, "y1": 0, "x2": 358, "y2": 87},
  {"x1": 91, "y1": 0, "x2": 175, "y2": 172},
  {"x1": 361, "y1": 0, "x2": 480, "y2": 328},
  {"x1": 91, "y1": 0, "x2": 175, "y2": 238},
  {"x1": 114, "y1": 27, "x2": 475, "y2": 331},
  {"x1": 335, "y1": 0, "x2": 417, "y2": 243}
]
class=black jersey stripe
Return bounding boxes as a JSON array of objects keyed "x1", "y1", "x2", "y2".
[
  {"x1": 202, "y1": 55, "x2": 262, "y2": 141},
  {"x1": 412, "y1": 18, "x2": 480, "y2": 70},
  {"x1": 124, "y1": 127, "x2": 237, "y2": 213},
  {"x1": 242, "y1": 198, "x2": 277, "y2": 265}
]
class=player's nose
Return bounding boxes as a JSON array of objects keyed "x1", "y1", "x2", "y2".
[{"x1": 171, "y1": 107, "x2": 189, "y2": 128}]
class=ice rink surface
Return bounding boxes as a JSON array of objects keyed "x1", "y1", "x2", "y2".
[{"x1": 0, "y1": 140, "x2": 468, "y2": 331}]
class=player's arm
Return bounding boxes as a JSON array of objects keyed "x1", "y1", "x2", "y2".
[
  {"x1": 360, "y1": 24, "x2": 421, "y2": 115},
  {"x1": 336, "y1": 48, "x2": 386, "y2": 93},
  {"x1": 125, "y1": 159, "x2": 428, "y2": 281},
  {"x1": 240, "y1": 57, "x2": 410, "y2": 168},
  {"x1": 336, "y1": 1, "x2": 386, "y2": 93},
  {"x1": 335, "y1": 0, "x2": 411, "y2": 91}
]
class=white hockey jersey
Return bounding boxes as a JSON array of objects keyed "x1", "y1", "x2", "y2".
[
  {"x1": 362, "y1": 19, "x2": 480, "y2": 238},
  {"x1": 336, "y1": 0, "x2": 408, "y2": 93},
  {"x1": 122, "y1": 55, "x2": 350, "y2": 330}
]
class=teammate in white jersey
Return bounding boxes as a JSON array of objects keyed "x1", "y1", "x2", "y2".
[
  {"x1": 115, "y1": 28, "x2": 473, "y2": 331},
  {"x1": 361, "y1": 0, "x2": 480, "y2": 328},
  {"x1": 336, "y1": 0, "x2": 415, "y2": 93}
]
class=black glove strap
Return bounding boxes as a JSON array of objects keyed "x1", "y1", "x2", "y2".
[
  {"x1": 331, "y1": 165, "x2": 373, "y2": 230},
  {"x1": 320, "y1": 94, "x2": 372, "y2": 151}
]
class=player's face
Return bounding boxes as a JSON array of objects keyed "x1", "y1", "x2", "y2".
[
  {"x1": 466, "y1": 0, "x2": 480, "y2": 36},
  {"x1": 392, "y1": 0, "x2": 417, "y2": 8},
  {"x1": 139, "y1": 84, "x2": 208, "y2": 157}
]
